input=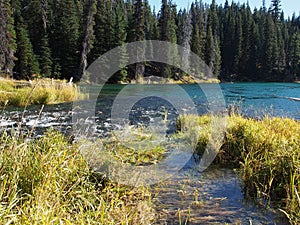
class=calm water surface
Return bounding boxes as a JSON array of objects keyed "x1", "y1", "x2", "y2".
[{"x1": 1, "y1": 82, "x2": 299, "y2": 224}]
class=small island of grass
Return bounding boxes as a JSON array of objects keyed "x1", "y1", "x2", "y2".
[{"x1": 0, "y1": 78, "x2": 83, "y2": 107}]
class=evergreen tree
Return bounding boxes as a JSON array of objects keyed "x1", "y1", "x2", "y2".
[
  {"x1": 22, "y1": 0, "x2": 52, "y2": 77},
  {"x1": 132, "y1": 0, "x2": 145, "y2": 80},
  {"x1": 77, "y1": 0, "x2": 96, "y2": 81},
  {"x1": 90, "y1": 0, "x2": 108, "y2": 62},
  {"x1": 289, "y1": 32, "x2": 300, "y2": 80},
  {"x1": 49, "y1": 0, "x2": 80, "y2": 80},
  {"x1": 263, "y1": 15, "x2": 278, "y2": 78},
  {"x1": 205, "y1": 0, "x2": 221, "y2": 76},
  {"x1": 220, "y1": 3, "x2": 236, "y2": 78},
  {"x1": 0, "y1": 0, "x2": 16, "y2": 77},
  {"x1": 112, "y1": 0, "x2": 128, "y2": 82},
  {"x1": 271, "y1": 0, "x2": 281, "y2": 22},
  {"x1": 180, "y1": 9, "x2": 192, "y2": 71},
  {"x1": 12, "y1": 0, "x2": 40, "y2": 79},
  {"x1": 14, "y1": 26, "x2": 40, "y2": 80},
  {"x1": 158, "y1": 0, "x2": 178, "y2": 78}
]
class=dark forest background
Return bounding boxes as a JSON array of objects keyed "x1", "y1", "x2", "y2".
[{"x1": 0, "y1": 0, "x2": 299, "y2": 82}]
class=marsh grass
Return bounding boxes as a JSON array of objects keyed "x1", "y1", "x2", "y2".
[
  {"x1": 78, "y1": 125, "x2": 169, "y2": 168},
  {"x1": 178, "y1": 114, "x2": 300, "y2": 223},
  {"x1": 0, "y1": 78, "x2": 83, "y2": 106},
  {"x1": 0, "y1": 129, "x2": 154, "y2": 224},
  {"x1": 103, "y1": 139, "x2": 167, "y2": 166}
]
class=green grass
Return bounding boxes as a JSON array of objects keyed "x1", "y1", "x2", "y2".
[
  {"x1": 0, "y1": 129, "x2": 154, "y2": 224},
  {"x1": 0, "y1": 78, "x2": 83, "y2": 106},
  {"x1": 178, "y1": 114, "x2": 300, "y2": 224}
]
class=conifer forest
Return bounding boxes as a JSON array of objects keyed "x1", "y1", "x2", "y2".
[{"x1": 0, "y1": 0, "x2": 299, "y2": 82}]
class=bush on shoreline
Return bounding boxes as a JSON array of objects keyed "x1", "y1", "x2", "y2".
[
  {"x1": 179, "y1": 114, "x2": 300, "y2": 223},
  {"x1": 0, "y1": 78, "x2": 82, "y2": 106}
]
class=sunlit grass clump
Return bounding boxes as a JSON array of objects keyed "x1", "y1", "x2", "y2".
[
  {"x1": 179, "y1": 114, "x2": 300, "y2": 223},
  {"x1": 0, "y1": 78, "x2": 83, "y2": 106},
  {"x1": 0, "y1": 129, "x2": 154, "y2": 224}
]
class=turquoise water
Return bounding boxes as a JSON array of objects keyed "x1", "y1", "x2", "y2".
[{"x1": 220, "y1": 82, "x2": 300, "y2": 119}]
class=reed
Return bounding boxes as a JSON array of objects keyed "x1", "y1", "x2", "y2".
[
  {"x1": 0, "y1": 129, "x2": 154, "y2": 224},
  {"x1": 178, "y1": 114, "x2": 300, "y2": 223}
]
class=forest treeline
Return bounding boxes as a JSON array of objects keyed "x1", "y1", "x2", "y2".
[{"x1": 0, "y1": 0, "x2": 299, "y2": 82}]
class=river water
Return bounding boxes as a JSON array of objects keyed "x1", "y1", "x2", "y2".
[{"x1": 1, "y1": 82, "x2": 299, "y2": 224}]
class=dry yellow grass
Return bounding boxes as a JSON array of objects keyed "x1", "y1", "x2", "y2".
[{"x1": 0, "y1": 78, "x2": 84, "y2": 106}]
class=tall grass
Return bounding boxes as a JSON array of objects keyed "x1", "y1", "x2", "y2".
[
  {"x1": 0, "y1": 78, "x2": 83, "y2": 106},
  {"x1": 178, "y1": 114, "x2": 300, "y2": 224},
  {"x1": 0, "y1": 129, "x2": 154, "y2": 224}
]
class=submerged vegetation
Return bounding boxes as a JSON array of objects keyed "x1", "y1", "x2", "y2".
[
  {"x1": 179, "y1": 114, "x2": 300, "y2": 223},
  {"x1": 0, "y1": 78, "x2": 82, "y2": 106},
  {"x1": 0, "y1": 129, "x2": 154, "y2": 224}
]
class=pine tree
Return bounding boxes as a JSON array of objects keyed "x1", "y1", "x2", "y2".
[
  {"x1": 289, "y1": 32, "x2": 300, "y2": 80},
  {"x1": 221, "y1": 3, "x2": 236, "y2": 78},
  {"x1": 158, "y1": 0, "x2": 178, "y2": 78},
  {"x1": 77, "y1": 0, "x2": 96, "y2": 81},
  {"x1": 132, "y1": 0, "x2": 145, "y2": 80},
  {"x1": 205, "y1": 0, "x2": 221, "y2": 76},
  {"x1": 15, "y1": 26, "x2": 40, "y2": 80},
  {"x1": 247, "y1": 20, "x2": 260, "y2": 80},
  {"x1": 240, "y1": 4, "x2": 253, "y2": 78},
  {"x1": 271, "y1": 0, "x2": 281, "y2": 22},
  {"x1": 263, "y1": 15, "x2": 278, "y2": 78},
  {"x1": 233, "y1": 12, "x2": 242, "y2": 75},
  {"x1": 90, "y1": 0, "x2": 108, "y2": 62},
  {"x1": 112, "y1": 0, "x2": 128, "y2": 82},
  {"x1": 39, "y1": 35, "x2": 52, "y2": 78},
  {"x1": 180, "y1": 9, "x2": 192, "y2": 71},
  {"x1": 0, "y1": 0, "x2": 16, "y2": 77},
  {"x1": 12, "y1": 0, "x2": 40, "y2": 79},
  {"x1": 22, "y1": 0, "x2": 52, "y2": 77},
  {"x1": 49, "y1": 0, "x2": 80, "y2": 80}
]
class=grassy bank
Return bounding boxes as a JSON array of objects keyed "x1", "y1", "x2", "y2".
[
  {"x1": 0, "y1": 78, "x2": 82, "y2": 107},
  {"x1": 178, "y1": 114, "x2": 300, "y2": 223},
  {"x1": 0, "y1": 130, "x2": 154, "y2": 224}
]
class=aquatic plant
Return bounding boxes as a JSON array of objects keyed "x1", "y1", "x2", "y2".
[{"x1": 178, "y1": 114, "x2": 300, "y2": 223}]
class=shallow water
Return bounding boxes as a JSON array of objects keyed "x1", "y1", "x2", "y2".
[
  {"x1": 152, "y1": 163, "x2": 288, "y2": 224},
  {"x1": 1, "y1": 83, "x2": 299, "y2": 223}
]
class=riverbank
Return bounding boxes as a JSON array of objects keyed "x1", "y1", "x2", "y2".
[
  {"x1": 0, "y1": 78, "x2": 83, "y2": 107},
  {"x1": 179, "y1": 114, "x2": 300, "y2": 223}
]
